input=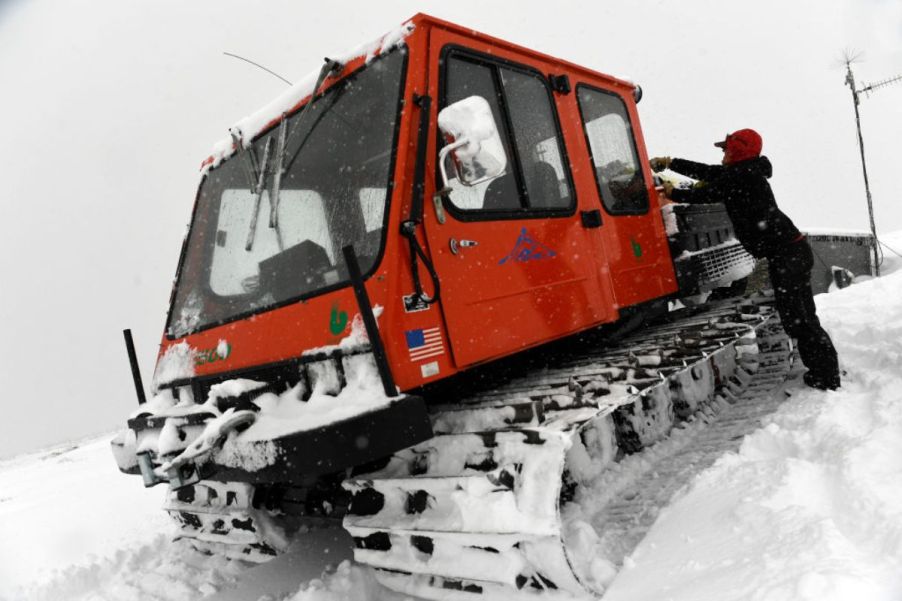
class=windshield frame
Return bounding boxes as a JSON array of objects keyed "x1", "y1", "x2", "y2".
[{"x1": 164, "y1": 48, "x2": 409, "y2": 340}]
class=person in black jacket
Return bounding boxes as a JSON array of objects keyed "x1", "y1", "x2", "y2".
[{"x1": 651, "y1": 128, "x2": 840, "y2": 390}]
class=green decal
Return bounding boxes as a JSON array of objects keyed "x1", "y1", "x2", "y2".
[
  {"x1": 329, "y1": 304, "x2": 349, "y2": 335},
  {"x1": 195, "y1": 342, "x2": 231, "y2": 366},
  {"x1": 631, "y1": 238, "x2": 643, "y2": 259}
]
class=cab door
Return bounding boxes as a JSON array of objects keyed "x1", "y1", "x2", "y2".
[
  {"x1": 423, "y1": 35, "x2": 614, "y2": 368},
  {"x1": 573, "y1": 83, "x2": 675, "y2": 307}
]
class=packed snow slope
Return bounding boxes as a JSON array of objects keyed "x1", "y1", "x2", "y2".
[
  {"x1": 604, "y1": 242, "x2": 902, "y2": 600},
  {"x1": 1, "y1": 233, "x2": 901, "y2": 601}
]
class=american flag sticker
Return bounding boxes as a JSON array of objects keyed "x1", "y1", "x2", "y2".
[{"x1": 405, "y1": 327, "x2": 444, "y2": 362}]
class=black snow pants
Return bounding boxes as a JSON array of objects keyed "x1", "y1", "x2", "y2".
[{"x1": 767, "y1": 238, "x2": 840, "y2": 386}]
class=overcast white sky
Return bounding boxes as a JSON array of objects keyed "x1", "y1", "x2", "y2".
[{"x1": 1, "y1": 0, "x2": 900, "y2": 458}]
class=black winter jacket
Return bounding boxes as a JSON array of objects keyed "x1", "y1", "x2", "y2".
[{"x1": 669, "y1": 156, "x2": 801, "y2": 259}]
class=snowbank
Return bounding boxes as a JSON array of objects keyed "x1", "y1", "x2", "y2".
[
  {"x1": 0, "y1": 436, "x2": 173, "y2": 600},
  {"x1": 877, "y1": 230, "x2": 902, "y2": 276},
  {"x1": 604, "y1": 248, "x2": 902, "y2": 601},
  {"x1": 284, "y1": 561, "x2": 407, "y2": 601}
]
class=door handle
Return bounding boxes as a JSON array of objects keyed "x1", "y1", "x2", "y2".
[{"x1": 449, "y1": 238, "x2": 478, "y2": 255}]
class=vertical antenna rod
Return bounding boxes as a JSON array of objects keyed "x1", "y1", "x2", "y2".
[{"x1": 844, "y1": 62, "x2": 880, "y2": 276}]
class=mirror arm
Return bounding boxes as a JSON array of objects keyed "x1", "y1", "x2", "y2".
[
  {"x1": 437, "y1": 138, "x2": 469, "y2": 190},
  {"x1": 437, "y1": 135, "x2": 505, "y2": 188},
  {"x1": 436, "y1": 96, "x2": 507, "y2": 189}
]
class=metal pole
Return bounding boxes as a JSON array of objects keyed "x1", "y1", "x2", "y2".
[
  {"x1": 123, "y1": 329, "x2": 147, "y2": 405},
  {"x1": 845, "y1": 63, "x2": 880, "y2": 276},
  {"x1": 342, "y1": 245, "x2": 397, "y2": 397}
]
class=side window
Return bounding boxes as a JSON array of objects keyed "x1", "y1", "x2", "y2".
[
  {"x1": 445, "y1": 57, "x2": 519, "y2": 211},
  {"x1": 500, "y1": 68, "x2": 572, "y2": 210},
  {"x1": 577, "y1": 86, "x2": 649, "y2": 214},
  {"x1": 442, "y1": 52, "x2": 573, "y2": 214}
]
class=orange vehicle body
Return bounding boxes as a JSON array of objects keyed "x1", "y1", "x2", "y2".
[{"x1": 157, "y1": 14, "x2": 678, "y2": 393}]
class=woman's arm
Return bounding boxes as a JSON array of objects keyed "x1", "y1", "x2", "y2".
[{"x1": 669, "y1": 158, "x2": 724, "y2": 182}]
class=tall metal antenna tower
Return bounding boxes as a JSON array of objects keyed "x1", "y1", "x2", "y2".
[{"x1": 844, "y1": 58, "x2": 902, "y2": 277}]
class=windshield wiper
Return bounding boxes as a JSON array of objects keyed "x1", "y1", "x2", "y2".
[
  {"x1": 282, "y1": 79, "x2": 349, "y2": 175},
  {"x1": 245, "y1": 137, "x2": 273, "y2": 251},
  {"x1": 270, "y1": 57, "x2": 343, "y2": 230},
  {"x1": 232, "y1": 130, "x2": 262, "y2": 195},
  {"x1": 269, "y1": 115, "x2": 289, "y2": 230}
]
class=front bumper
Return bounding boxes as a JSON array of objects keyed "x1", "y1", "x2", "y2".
[{"x1": 111, "y1": 394, "x2": 433, "y2": 486}]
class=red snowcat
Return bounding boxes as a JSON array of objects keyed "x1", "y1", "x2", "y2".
[{"x1": 112, "y1": 14, "x2": 790, "y2": 599}]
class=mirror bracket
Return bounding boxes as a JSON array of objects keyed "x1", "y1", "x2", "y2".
[
  {"x1": 549, "y1": 74, "x2": 571, "y2": 94},
  {"x1": 437, "y1": 138, "x2": 469, "y2": 189},
  {"x1": 432, "y1": 190, "x2": 449, "y2": 224},
  {"x1": 436, "y1": 95, "x2": 508, "y2": 190}
]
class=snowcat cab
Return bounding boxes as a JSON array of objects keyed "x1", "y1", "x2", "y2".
[{"x1": 112, "y1": 14, "x2": 766, "y2": 599}]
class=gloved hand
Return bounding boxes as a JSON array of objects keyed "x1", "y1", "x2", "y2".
[
  {"x1": 663, "y1": 181, "x2": 675, "y2": 198},
  {"x1": 649, "y1": 156, "x2": 672, "y2": 172}
]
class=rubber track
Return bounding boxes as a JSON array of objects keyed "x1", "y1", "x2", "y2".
[
  {"x1": 576, "y1": 320, "x2": 796, "y2": 569},
  {"x1": 343, "y1": 298, "x2": 793, "y2": 600},
  {"x1": 164, "y1": 480, "x2": 289, "y2": 563}
]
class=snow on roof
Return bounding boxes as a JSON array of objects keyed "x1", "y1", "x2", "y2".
[{"x1": 205, "y1": 20, "x2": 415, "y2": 172}]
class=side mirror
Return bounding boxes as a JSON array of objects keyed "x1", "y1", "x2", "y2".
[{"x1": 437, "y1": 96, "x2": 507, "y2": 188}]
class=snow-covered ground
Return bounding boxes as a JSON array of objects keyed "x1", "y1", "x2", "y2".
[
  {"x1": 3, "y1": 232, "x2": 901, "y2": 601},
  {"x1": 605, "y1": 233, "x2": 902, "y2": 601}
]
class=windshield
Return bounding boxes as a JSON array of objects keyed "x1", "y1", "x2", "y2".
[{"x1": 167, "y1": 50, "x2": 406, "y2": 338}]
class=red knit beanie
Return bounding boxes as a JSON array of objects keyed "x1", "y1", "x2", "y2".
[{"x1": 714, "y1": 129, "x2": 762, "y2": 163}]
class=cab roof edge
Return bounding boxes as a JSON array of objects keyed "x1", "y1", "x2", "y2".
[{"x1": 201, "y1": 19, "x2": 416, "y2": 174}]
